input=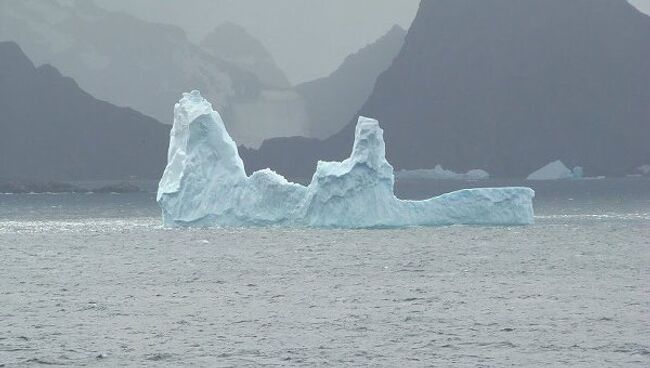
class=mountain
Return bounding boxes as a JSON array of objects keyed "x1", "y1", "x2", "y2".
[
  {"x1": 0, "y1": 41, "x2": 169, "y2": 180},
  {"x1": 200, "y1": 22, "x2": 309, "y2": 147},
  {"x1": 201, "y1": 22, "x2": 290, "y2": 89},
  {"x1": 0, "y1": 0, "x2": 306, "y2": 147},
  {"x1": 297, "y1": 25, "x2": 406, "y2": 139},
  {"x1": 244, "y1": 0, "x2": 650, "y2": 179}
]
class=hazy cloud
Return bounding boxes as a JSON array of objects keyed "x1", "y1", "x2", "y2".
[
  {"x1": 95, "y1": 0, "x2": 420, "y2": 84},
  {"x1": 93, "y1": 0, "x2": 650, "y2": 84}
]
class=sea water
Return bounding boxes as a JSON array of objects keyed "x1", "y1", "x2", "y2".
[{"x1": 0, "y1": 179, "x2": 648, "y2": 367}]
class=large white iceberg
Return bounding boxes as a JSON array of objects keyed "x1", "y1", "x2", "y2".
[
  {"x1": 157, "y1": 91, "x2": 535, "y2": 228},
  {"x1": 397, "y1": 165, "x2": 489, "y2": 180},
  {"x1": 527, "y1": 160, "x2": 583, "y2": 180}
]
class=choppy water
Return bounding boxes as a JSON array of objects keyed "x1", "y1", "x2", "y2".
[{"x1": 0, "y1": 179, "x2": 649, "y2": 367}]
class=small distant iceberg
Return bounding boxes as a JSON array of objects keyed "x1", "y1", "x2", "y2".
[
  {"x1": 397, "y1": 165, "x2": 489, "y2": 180},
  {"x1": 157, "y1": 91, "x2": 535, "y2": 228},
  {"x1": 527, "y1": 160, "x2": 584, "y2": 181},
  {"x1": 626, "y1": 165, "x2": 650, "y2": 178}
]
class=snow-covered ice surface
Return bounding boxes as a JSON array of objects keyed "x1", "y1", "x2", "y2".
[
  {"x1": 397, "y1": 165, "x2": 490, "y2": 180},
  {"x1": 158, "y1": 91, "x2": 534, "y2": 228},
  {"x1": 527, "y1": 160, "x2": 583, "y2": 180}
]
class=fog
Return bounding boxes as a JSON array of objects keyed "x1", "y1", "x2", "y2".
[
  {"x1": 1, "y1": 0, "x2": 648, "y2": 180},
  {"x1": 95, "y1": 0, "x2": 420, "y2": 84},
  {"x1": 96, "y1": 0, "x2": 650, "y2": 85}
]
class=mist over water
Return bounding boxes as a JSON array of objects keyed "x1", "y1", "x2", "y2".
[{"x1": 1, "y1": 180, "x2": 648, "y2": 367}]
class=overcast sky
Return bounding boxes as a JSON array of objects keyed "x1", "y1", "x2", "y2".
[
  {"x1": 97, "y1": 0, "x2": 650, "y2": 85},
  {"x1": 631, "y1": 0, "x2": 650, "y2": 13},
  {"x1": 96, "y1": 0, "x2": 420, "y2": 84}
]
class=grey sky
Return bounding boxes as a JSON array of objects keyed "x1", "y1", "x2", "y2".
[
  {"x1": 96, "y1": 0, "x2": 420, "y2": 84},
  {"x1": 631, "y1": 0, "x2": 650, "y2": 13},
  {"x1": 97, "y1": 0, "x2": 649, "y2": 85}
]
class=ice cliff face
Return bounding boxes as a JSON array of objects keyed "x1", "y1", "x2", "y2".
[{"x1": 158, "y1": 91, "x2": 535, "y2": 228}]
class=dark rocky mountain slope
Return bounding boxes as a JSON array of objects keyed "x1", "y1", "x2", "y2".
[
  {"x1": 0, "y1": 42, "x2": 169, "y2": 180},
  {"x1": 297, "y1": 25, "x2": 406, "y2": 139},
  {"x1": 244, "y1": 0, "x2": 650, "y2": 179},
  {"x1": 0, "y1": 0, "x2": 306, "y2": 147}
]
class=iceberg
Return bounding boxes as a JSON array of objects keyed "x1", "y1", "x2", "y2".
[
  {"x1": 397, "y1": 165, "x2": 489, "y2": 180},
  {"x1": 157, "y1": 91, "x2": 535, "y2": 228},
  {"x1": 527, "y1": 160, "x2": 583, "y2": 180},
  {"x1": 638, "y1": 164, "x2": 650, "y2": 176}
]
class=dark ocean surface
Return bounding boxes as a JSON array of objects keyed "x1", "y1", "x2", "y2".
[{"x1": 0, "y1": 179, "x2": 648, "y2": 367}]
